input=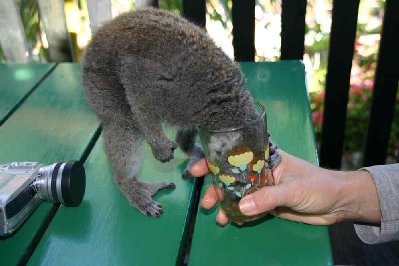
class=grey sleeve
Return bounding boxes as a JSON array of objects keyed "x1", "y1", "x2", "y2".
[{"x1": 353, "y1": 163, "x2": 399, "y2": 244}]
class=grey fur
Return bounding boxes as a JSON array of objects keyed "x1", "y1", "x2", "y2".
[
  {"x1": 175, "y1": 127, "x2": 204, "y2": 179},
  {"x1": 82, "y1": 8, "x2": 258, "y2": 217}
]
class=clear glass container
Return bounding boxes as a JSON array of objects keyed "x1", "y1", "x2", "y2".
[{"x1": 198, "y1": 103, "x2": 270, "y2": 223}]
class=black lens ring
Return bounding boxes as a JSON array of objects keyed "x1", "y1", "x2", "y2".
[
  {"x1": 51, "y1": 163, "x2": 62, "y2": 203},
  {"x1": 60, "y1": 161, "x2": 85, "y2": 207}
]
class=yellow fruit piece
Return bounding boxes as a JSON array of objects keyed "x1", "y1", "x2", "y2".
[
  {"x1": 228, "y1": 151, "x2": 254, "y2": 167},
  {"x1": 219, "y1": 175, "x2": 236, "y2": 184}
]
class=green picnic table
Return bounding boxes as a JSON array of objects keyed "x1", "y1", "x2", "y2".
[{"x1": 0, "y1": 61, "x2": 333, "y2": 265}]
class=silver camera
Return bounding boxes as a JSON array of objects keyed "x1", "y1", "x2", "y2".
[{"x1": 0, "y1": 161, "x2": 85, "y2": 237}]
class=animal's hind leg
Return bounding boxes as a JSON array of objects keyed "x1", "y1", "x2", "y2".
[
  {"x1": 176, "y1": 127, "x2": 205, "y2": 179},
  {"x1": 102, "y1": 120, "x2": 175, "y2": 217},
  {"x1": 82, "y1": 71, "x2": 175, "y2": 217}
]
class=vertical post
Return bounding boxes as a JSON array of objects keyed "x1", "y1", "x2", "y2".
[
  {"x1": 86, "y1": 0, "x2": 112, "y2": 34},
  {"x1": 183, "y1": 0, "x2": 206, "y2": 28},
  {"x1": 136, "y1": 0, "x2": 159, "y2": 8},
  {"x1": 232, "y1": 0, "x2": 255, "y2": 61},
  {"x1": 280, "y1": 0, "x2": 307, "y2": 60},
  {"x1": 0, "y1": 0, "x2": 30, "y2": 62},
  {"x1": 363, "y1": 0, "x2": 399, "y2": 166},
  {"x1": 319, "y1": 0, "x2": 360, "y2": 169},
  {"x1": 38, "y1": 0, "x2": 73, "y2": 62}
]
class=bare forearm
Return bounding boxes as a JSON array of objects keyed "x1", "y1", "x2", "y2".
[{"x1": 335, "y1": 169, "x2": 381, "y2": 224}]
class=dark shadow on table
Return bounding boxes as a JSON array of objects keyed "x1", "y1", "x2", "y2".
[{"x1": 329, "y1": 221, "x2": 399, "y2": 265}]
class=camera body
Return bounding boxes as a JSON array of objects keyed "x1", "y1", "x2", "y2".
[{"x1": 0, "y1": 161, "x2": 85, "y2": 237}]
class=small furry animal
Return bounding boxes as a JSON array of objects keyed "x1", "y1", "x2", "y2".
[{"x1": 82, "y1": 8, "x2": 259, "y2": 217}]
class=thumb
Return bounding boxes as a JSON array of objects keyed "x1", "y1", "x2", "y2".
[{"x1": 239, "y1": 184, "x2": 291, "y2": 216}]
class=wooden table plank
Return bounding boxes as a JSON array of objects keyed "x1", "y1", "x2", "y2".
[
  {"x1": 189, "y1": 61, "x2": 333, "y2": 265},
  {"x1": 29, "y1": 133, "x2": 197, "y2": 265},
  {"x1": 0, "y1": 64, "x2": 100, "y2": 265},
  {"x1": 0, "y1": 63, "x2": 55, "y2": 125}
]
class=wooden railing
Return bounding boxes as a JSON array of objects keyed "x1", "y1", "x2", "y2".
[{"x1": 0, "y1": 0, "x2": 398, "y2": 169}]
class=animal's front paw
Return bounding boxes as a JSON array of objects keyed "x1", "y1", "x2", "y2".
[{"x1": 152, "y1": 141, "x2": 178, "y2": 162}]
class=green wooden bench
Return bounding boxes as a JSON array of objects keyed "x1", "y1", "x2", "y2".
[
  {"x1": 0, "y1": 61, "x2": 332, "y2": 265},
  {"x1": 0, "y1": 64, "x2": 55, "y2": 125}
]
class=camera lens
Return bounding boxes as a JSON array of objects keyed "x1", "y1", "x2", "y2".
[{"x1": 36, "y1": 161, "x2": 86, "y2": 207}]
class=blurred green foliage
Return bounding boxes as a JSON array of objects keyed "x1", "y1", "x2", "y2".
[
  {"x1": 308, "y1": 0, "x2": 398, "y2": 165},
  {"x1": 18, "y1": 0, "x2": 49, "y2": 61},
  {"x1": 159, "y1": 0, "x2": 182, "y2": 13}
]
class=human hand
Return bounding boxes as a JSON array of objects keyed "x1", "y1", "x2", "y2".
[{"x1": 190, "y1": 150, "x2": 381, "y2": 226}]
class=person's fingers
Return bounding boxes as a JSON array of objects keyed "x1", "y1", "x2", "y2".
[
  {"x1": 200, "y1": 185, "x2": 229, "y2": 225},
  {"x1": 270, "y1": 207, "x2": 337, "y2": 225},
  {"x1": 216, "y1": 207, "x2": 229, "y2": 225},
  {"x1": 189, "y1": 159, "x2": 209, "y2": 177},
  {"x1": 239, "y1": 184, "x2": 291, "y2": 216},
  {"x1": 201, "y1": 184, "x2": 219, "y2": 209}
]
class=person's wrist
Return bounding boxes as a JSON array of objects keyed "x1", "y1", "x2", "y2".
[{"x1": 335, "y1": 170, "x2": 381, "y2": 223}]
